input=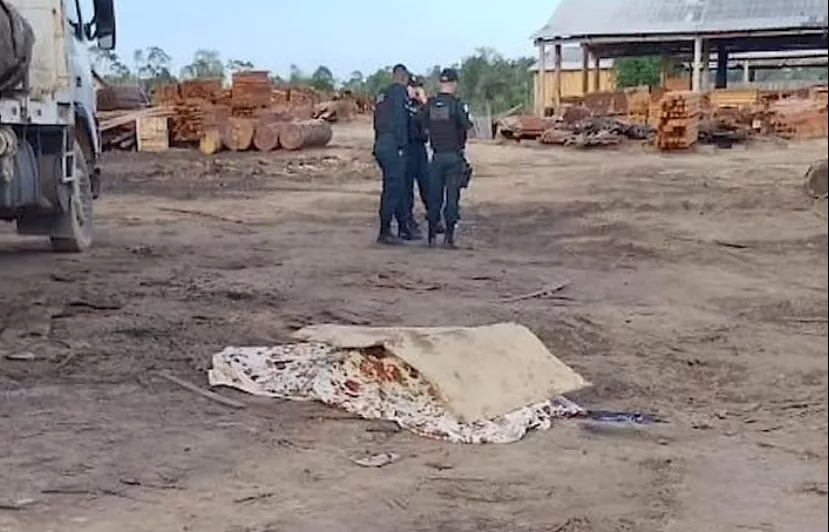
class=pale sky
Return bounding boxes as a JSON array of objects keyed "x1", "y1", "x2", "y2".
[{"x1": 108, "y1": 0, "x2": 557, "y2": 79}]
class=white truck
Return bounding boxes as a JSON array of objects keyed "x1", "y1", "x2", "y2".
[{"x1": 0, "y1": 0, "x2": 115, "y2": 251}]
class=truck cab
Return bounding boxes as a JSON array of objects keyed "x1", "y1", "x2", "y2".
[{"x1": 0, "y1": 0, "x2": 116, "y2": 252}]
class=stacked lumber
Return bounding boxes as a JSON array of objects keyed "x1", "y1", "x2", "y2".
[
  {"x1": 708, "y1": 88, "x2": 760, "y2": 109},
  {"x1": 496, "y1": 115, "x2": 554, "y2": 140},
  {"x1": 624, "y1": 86, "x2": 651, "y2": 125},
  {"x1": 231, "y1": 71, "x2": 271, "y2": 108},
  {"x1": 98, "y1": 106, "x2": 173, "y2": 151},
  {"x1": 179, "y1": 79, "x2": 222, "y2": 101},
  {"x1": 654, "y1": 91, "x2": 701, "y2": 150},
  {"x1": 768, "y1": 98, "x2": 828, "y2": 140},
  {"x1": 169, "y1": 98, "x2": 212, "y2": 144},
  {"x1": 97, "y1": 85, "x2": 147, "y2": 111}
]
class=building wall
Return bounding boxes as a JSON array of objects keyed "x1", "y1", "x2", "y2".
[{"x1": 533, "y1": 69, "x2": 616, "y2": 108}]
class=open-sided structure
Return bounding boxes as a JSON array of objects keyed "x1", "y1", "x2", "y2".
[{"x1": 532, "y1": 0, "x2": 828, "y2": 112}]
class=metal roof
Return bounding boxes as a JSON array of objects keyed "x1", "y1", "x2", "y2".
[{"x1": 534, "y1": 0, "x2": 829, "y2": 41}]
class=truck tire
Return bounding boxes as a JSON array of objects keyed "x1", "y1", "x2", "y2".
[{"x1": 50, "y1": 140, "x2": 93, "y2": 252}]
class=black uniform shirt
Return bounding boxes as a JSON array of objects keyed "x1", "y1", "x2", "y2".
[{"x1": 372, "y1": 83, "x2": 409, "y2": 150}]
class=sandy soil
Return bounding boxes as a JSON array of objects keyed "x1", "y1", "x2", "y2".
[{"x1": 1, "y1": 120, "x2": 827, "y2": 532}]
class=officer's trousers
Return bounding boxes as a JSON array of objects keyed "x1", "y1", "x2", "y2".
[
  {"x1": 373, "y1": 141, "x2": 406, "y2": 233},
  {"x1": 404, "y1": 142, "x2": 429, "y2": 222},
  {"x1": 427, "y1": 151, "x2": 463, "y2": 227}
]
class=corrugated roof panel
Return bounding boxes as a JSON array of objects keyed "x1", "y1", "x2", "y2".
[{"x1": 534, "y1": 0, "x2": 829, "y2": 40}]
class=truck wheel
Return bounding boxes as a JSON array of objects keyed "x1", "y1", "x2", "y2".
[{"x1": 50, "y1": 140, "x2": 93, "y2": 252}]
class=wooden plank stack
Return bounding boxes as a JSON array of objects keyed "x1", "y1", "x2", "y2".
[
  {"x1": 136, "y1": 116, "x2": 170, "y2": 152},
  {"x1": 655, "y1": 91, "x2": 701, "y2": 150},
  {"x1": 231, "y1": 71, "x2": 272, "y2": 109},
  {"x1": 768, "y1": 98, "x2": 828, "y2": 140}
]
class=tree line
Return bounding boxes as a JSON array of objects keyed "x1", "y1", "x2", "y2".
[{"x1": 90, "y1": 46, "x2": 537, "y2": 115}]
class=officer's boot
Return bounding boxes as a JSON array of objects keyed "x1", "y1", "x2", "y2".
[
  {"x1": 427, "y1": 221, "x2": 438, "y2": 247},
  {"x1": 435, "y1": 219, "x2": 446, "y2": 234},
  {"x1": 442, "y1": 223, "x2": 457, "y2": 249},
  {"x1": 377, "y1": 222, "x2": 403, "y2": 246},
  {"x1": 399, "y1": 218, "x2": 423, "y2": 241}
]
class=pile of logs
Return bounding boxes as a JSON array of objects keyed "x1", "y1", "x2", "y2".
[
  {"x1": 654, "y1": 91, "x2": 701, "y2": 150},
  {"x1": 539, "y1": 117, "x2": 652, "y2": 149},
  {"x1": 200, "y1": 118, "x2": 333, "y2": 154}
]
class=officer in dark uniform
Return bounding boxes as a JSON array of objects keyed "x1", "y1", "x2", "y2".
[
  {"x1": 398, "y1": 75, "x2": 429, "y2": 240},
  {"x1": 423, "y1": 68, "x2": 473, "y2": 248},
  {"x1": 372, "y1": 63, "x2": 410, "y2": 245}
]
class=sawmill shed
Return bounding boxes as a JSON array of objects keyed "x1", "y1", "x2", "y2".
[
  {"x1": 530, "y1": 46, "x2": 615, "y2": 101},
  {"x1": 531, "y1": 0, "x2": 829, "y2": 113}
]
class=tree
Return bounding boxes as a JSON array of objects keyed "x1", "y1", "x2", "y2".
[
  {"x1": 342, "y1": 70, "x2": 365, "y2": 91},
  {"x1": 288, "y1": 64, "x2": 306, "y2": 85},
  {"x1": 310, "y1": 65, "x2": 335, "y2": 92},
  {"x1": 614, "y1": 57, "x2": 661, "y2": 88},
  {"x1": 180, "y1": 49, "x2": 224, "y2": 80},
  {"x1": 454, "y1": 48, "x2": 535, "y2": 115},
  {"x1": 226, "y1": 59, "x2": 255, "y2": 75},
  {"x1": 362, "y1": 67, "x2": 393, "y2": 96},
  {"x1": 132, "y1": 46, "x2": 175, "y2": 89},
  {"x1": 89, "y1": 46, "x2": 130, "y2": 81}
]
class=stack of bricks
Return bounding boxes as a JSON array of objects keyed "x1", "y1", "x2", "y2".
[{"x1": 655, "y1": 91, "x2": 701, "y2": 150}]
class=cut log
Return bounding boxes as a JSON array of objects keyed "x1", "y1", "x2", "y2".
[
  {"x1": 805, "y1": 158, "x2": 828, "y2": 199},
  {"x1": 252, "y1": 121, "x2": 284, "y2": 152},
  {"x1": 200, "y1": 128, "x2": 223, "y2": 155},
  {"x1": 220, "y1": 117, "x2": 255, "y2": 151},
  {"x1": 278, "y1": 119, "x2": 333, "y2": 151}
]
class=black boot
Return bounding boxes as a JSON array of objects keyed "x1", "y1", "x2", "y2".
[
  {"x1": 435, "y1": 220, "x2": 446, "y2": 234},
  {"x1": 427, "y1": 222, "x2": 438, "y2": 247},
  {"x1": 399, "y1": 219, "x2": 423, "y2": 241},
  {"x1": 442, "y1": 223, "x2": 457, "y2": 249},
  {"x1": 377, "y1": 223, "x2": 404, "y2": 246}
]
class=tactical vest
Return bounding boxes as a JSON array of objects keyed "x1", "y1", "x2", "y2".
[{"x1": 427, "y1": 95, "x2": 463, "y2": 153}]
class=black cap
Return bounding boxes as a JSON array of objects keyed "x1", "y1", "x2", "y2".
[
  {"x1": 392, "y1": 63, "x2": 409, "y2": 75},
  {"x1": 439, "y1": 68, "x2": 459, "y2": 82},
  {"x1": 408, "y1": 75, "x2": 423, "y2": 87}
]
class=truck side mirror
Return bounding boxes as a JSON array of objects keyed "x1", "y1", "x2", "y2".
[{"x1": 92, "y1": 0, "x2": 116, "y2": 50}]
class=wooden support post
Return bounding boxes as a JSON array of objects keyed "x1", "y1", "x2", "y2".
[
  {"x1": 692, "y1": 36, "x2": 703, "y2": 92},
  {"x1": 701, "y1": 39, "x2": 711, "y2": 90},
  {"x1": 659, "y1": 55, "x2": 670, "y2": 88},
  {"x1": 581, "y1": 43, "x2": 590, "y2": 96},
  {"x1": 592, "y1": 53, "x2": 600, "y2": 91},
  {"x1": 715, "y1": 45, "x2": 728, "y2": 89},
  {"x1": 537, "y1": 41, "x2": 547, "y2": 116},
  {"x1": 553, "y1": 42, "x2": 562, "y2": 110},
  {"x1": 742, "y1": 60, "x2": 751, "y2": 83}
]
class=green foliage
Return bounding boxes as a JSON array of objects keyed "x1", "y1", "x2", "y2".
[
  {"x1": 614, "y1": 57, "x2": 661, "y2": 88},
  {"x1": 180, "y1": 49, "x2": 224, "y2": 80},
  {"x1": 226, "y1": 59, "x2": 255, "y2": 75},
  {"x1": 310, "y1": 66, "x2": 336, "y2": 92},
  {"x1": 89, "y1": 46, "x2": 131, "y2": 82}
]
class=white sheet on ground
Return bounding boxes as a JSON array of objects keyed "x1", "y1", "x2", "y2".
[{"x1": 208, "y1": 323, "x2": 589, "y2": 444}]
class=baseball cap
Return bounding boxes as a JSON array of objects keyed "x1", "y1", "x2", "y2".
[
  {"x1": 439, "y1": 68, "x2": 459, "y2": 82},
  {"x1": 392, "y1": 63, "x2": 409, "y2": 76},
  {"x1": 408, "y1": 75, "x2": 423, "y2": 87}
]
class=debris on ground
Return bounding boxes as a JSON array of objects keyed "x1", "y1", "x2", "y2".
[
  {"x1": 805, "y1": 158, "x2": 828, "y2": 199},
  {"x1": 349, "y1": 452, "x2": 401, "y2": 468},
  {"x1": 208, "y1": 323, "x2": 589, "y2": 444}
]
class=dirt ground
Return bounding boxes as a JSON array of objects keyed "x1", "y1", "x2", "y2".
[{"x1": 1, "y1": 120, "x2": 827, "y2": 532}]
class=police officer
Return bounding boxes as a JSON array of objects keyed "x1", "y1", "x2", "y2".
[
  {"x1": 424, "y1": 68, "x2": 473, "y2": 249},
  {"x1": 372, "y1": 64, "x2": 410, "y2": 245},
  {"x1": 397, "y1": 75, "x2": 429, "y2": 240}
]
